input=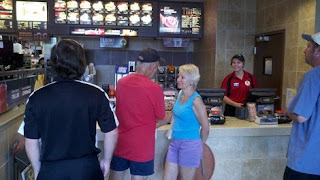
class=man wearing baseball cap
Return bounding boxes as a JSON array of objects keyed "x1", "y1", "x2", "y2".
[
  {"x1": 284, "y1": 32, "x2": 320, "y2": 179},
  {"x1": 109, "y1": 48, "x2": 171, "y2": 179}
]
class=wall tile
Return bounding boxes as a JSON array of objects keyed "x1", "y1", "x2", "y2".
[
  {"x1": 285, "y1": 22, "x2": 299, "y2": 48},
  {"x1": 0, "y1": 130, "x2": 8, "y2": 167},
  {"x1": 264, "y1": 6, "x2": 275, "y2": 28},
  {"x1": 127, "y1": 50, "x2": 140, "y2": 62},
  {"x1": 297, "y1": 46, "x2": 312, "y2": 72},
  {"x1": 242, "y1": 137, "x2": 268, "y2": 159},
  {"x1": 85, "y1": 50, "x2": 96, "y2": 63},
  {"x1": 283, "y1": 71, "x2": 297, "y2": 90},
  {"x1": 0, "y1": 163, "x2": 7, "y2": 180},
  {"x1": 110, "y1": 50, "x2": 127, "y2": 65},
  {"x1": 216, "y1": 50, "x2": 226, "y2": 69},
  {"x1": 298, "y1": 19, "x2": 315, "y2": 46},
  {"x1": 296, "y1": 72, "x2": 306, "y2": 87},
  {"x1": 228, "y1": 0, "x2": 245, "y2": 10},
  {"x1": 217, "y1": 0, "x2": 228, "y2": 10},
  {"x1": 256, "y1": 10, "x2": 264, "y2": 30},
  {"x1": 242, "y1": 159, "x2": 269, "y2": 180},
  {"x1": 208, "y1": 137, "x2": 243, "y2": 159},
  {"x1": 284, "y1": 47, "x2": 298, "y2": 71},
  {"x1": 268, "y1": 136, "x2": 290, "y2": 157},
  {"x1": 274, "y1": 2, "x2": 286, "y2": 26},
  {"x1": 187, "y1": 52, "x2": 194, "y2": 63},
  {"x1": 286, "y1": 0, "x2": 300, "y2": 23},
  {"x1": 212, "y1": 159, "x2": 242, "y2": 180},
  {"x1": 158, "y1": 51, "x2": 173, "y2": 65},
  {"x1": 269, "y1": 158, "x2": 287, "y2": 180},
  {"x1": 216, "y1": 29, "x2": 227, "y2": 50},
  {"x1": 227, "y1": 11, "x2": 245, "y2": 30},
  {"x1": 172, "y1": 52, "x2": 188, "y2": 66},
  {"x1": 217, "y1": 10, "x2": 228, "y2": 29},
  {"x1": 95, "y1": 65, "x2": 116, "y2": 87},
  {"x1": 226, "y1": 30, "x2": 245, "y2": 49},
  {"x1": 246, "y1": 0, "x2": 256, "y2": 12},
  {"x1": 95, "y1": 50, "x2": 111, "y2": 65},
  {"x1": 246, "y1": 11, "x2": 256, "y2": 30},
  {"x1": 299, "y1": 0, "x2": 316, "y2": 20}
]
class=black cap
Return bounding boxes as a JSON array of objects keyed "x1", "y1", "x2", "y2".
[
  {"x1": 137, "y1": 48, "x2": 165, "y2": 63},
  {"x1": 232, "y1": 54, "x2": 245, "y2": 62}
]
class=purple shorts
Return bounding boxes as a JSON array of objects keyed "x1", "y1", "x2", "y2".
[{"x1": 166, "y1": 139, "x2": 203, "y2": 167}]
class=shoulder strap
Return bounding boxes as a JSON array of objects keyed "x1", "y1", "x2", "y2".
[
  {"x1": 249, "y1": 73, "x2": 254, "y2": 88},
  {"x1": 227, "y1": 75, "x2": 233, "y2": 97}
]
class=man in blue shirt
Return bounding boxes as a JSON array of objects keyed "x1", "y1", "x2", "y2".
[{"x1": 285, "y1": 32, "x2": 320, "y2": 179}]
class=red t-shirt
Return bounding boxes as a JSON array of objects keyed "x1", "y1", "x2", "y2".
[
  {"x1": 114, "y1": 73, "x2": 165, "y2": 162},
  {"x1": 221, "y1": 71, "x2": 257, "y2": 104}
]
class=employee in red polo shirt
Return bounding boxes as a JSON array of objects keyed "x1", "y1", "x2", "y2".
[{"x1": 221, "y1": 54, "x2": 257, "y2": 116}]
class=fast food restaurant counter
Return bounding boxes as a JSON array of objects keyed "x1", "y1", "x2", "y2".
[
  {"x1": 96, "y1": 117, "x2": 292, "y2": 180},
  {"x1": 1, "y1": 106, "x2": 292, "y2": 180}
]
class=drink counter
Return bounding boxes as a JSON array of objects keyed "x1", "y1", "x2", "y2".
[
  {"x1": 0, "y1": 106, "x2": 291, "y2": 180},
  {"x1": 96, "y1": 117, "x2": 292, "y2": 180}
]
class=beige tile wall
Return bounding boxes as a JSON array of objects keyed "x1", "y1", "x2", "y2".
[
  {"x1": 194, "y1": 0, "x2": 217, "y2": 88},
  {"x1": 256, "y1": 0, "x2": 316, "y2": 107},
  {"x1": 212, "y1": 0, "x2": 257, "y2": 88}
]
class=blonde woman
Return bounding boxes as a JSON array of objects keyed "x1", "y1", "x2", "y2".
[{"x1": 163, "y1": 64, "x2": 209, "y2": 180}]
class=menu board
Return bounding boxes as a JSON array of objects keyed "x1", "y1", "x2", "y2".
[
  {"x1": 54, "y1": 1, "x2": 153, "y2": 27},
  {"x1": 158, "y1": 2, "x2": 203, "y2": 38},
  {"x1": 0, "y1": 0, "x2": 13, "y2": 30},
  {"x1": 181, "y1": 7, "x2": 201, "y2": 35},
  {"x1": 16, "y1": 1, "x2": 47, "y2": 30},
  {"x1": 159, "y1": 5, "x2": 180, "y2": 34}
]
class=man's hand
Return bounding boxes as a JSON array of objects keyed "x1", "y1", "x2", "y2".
[{"x1": 100, "y1": 159, "x2": 111, "y2": 177}]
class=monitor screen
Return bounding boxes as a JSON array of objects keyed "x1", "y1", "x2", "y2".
[
  {"x1": 246, "y1": 88, "x2": 277, "y2": 103},
  {"x1": 197, "y1": 89, "x2": 225, "y2": 104},
  {"x1": 16, "y1": 1, "x2": 47, "y2": 22}
]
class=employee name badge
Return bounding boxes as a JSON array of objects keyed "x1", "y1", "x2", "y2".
[
  {"x1": 245, "y1": 80, "x2": 251, "y2": 86},
  {"x1": 233, "y1": 82, "x2": 239, "y2": 87}
]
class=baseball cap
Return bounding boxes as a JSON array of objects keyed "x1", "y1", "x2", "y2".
[
  {"x1": 302, "y1": 32, "x2": 320, "y2": 45},
  {"x1": 137, "y1": 48, "x2": 165, "y2": 63},
  {"x1": 232, "y1": 54, "x2": 245, "y2": 62}
]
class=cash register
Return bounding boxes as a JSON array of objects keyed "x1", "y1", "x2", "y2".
[
  {"x1": 246, "y1": 88, "x2": 291, "y2": 124},
  {"x1": 197, "y1": 89, "x2": 226, "y2": 125}
]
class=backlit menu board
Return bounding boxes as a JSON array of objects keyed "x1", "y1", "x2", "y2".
[
  {"x1": 54, "y1": 1, "x2": 153, "y2": 27},
  {"x1": 158, "y1": 2, "x2": 203, "y2": 38},
  {"x1": 16, "y1": 1, "x2": 47, "y2": 30},
  {"x1": 159, "y1": 5, "x2": 180, "y2": 34},
  {"x1": 0, "y1": 0, "x2": 13, "y2": 30},
  {"x1": 181, "y1": 7, "x2": 201, "y2": 35}
]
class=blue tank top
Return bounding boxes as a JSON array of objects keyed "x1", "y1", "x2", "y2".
[{"x1": 172, "y1": 91, "x2": 201, "y2": 139}]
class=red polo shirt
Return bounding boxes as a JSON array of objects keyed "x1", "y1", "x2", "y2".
[
  {"x1": 114, "y1": 73, "x2": 165, "y2": 162},
  {"x1": 221, "y1": 71, "x2": 257, "y2": 104}
]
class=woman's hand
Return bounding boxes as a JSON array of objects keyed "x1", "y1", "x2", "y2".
[{"x1": 234, "y1": 102, "x2": 243, "y2": 108}]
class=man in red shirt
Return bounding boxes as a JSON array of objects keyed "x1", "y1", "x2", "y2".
[{"x1": 109, "y1": 48, "x2": 171, "y2": 180}]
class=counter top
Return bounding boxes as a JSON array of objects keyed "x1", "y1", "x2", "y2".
[
  {"x1": 97, "y1": 117, "x2": 292, "y2": 140},
  {"x1": 0, "y1": 105, "x2": 25, "y2": 131}
]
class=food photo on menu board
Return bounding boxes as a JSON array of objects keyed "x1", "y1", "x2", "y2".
[
  {"x1": 55, "y1": 11, "x2": 67, "y2": 24},
  {"x1": 0, "y1": 0, "x2": 12, "y2": 10},
  {"x1": 92, "y1": 1, "x2": 104, "y2": 11},
  {"x1": 105, "y1": 2, "x2": 116, "y2": 12},
  {"x1": 16, "y1": 1, "x2": 47, "y2": 22},
  {"x1": 80, "y1": 1, "x2": 91, "y2": 9},
  {"x1": 159, "y1": 6, "x2": 180, "y2": 34},
  {"x1": 129, "y1": 2, "x2": 140, "y2": 11},
  {"x1": 92, "y1": 12, "x2": 104, "y2": 25},
  {"x1": 67, "y1": 0, "x2": 78, "y2": 8},
  {"x1": 117, "y1": 2, "x2": 128, "y2": 14},
  {"x1": 80, "y1": 12, "x2": 91, "y2": 24},
  {"x1": 54, "y1": 1, "x2": 66, "y2": 11}
]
